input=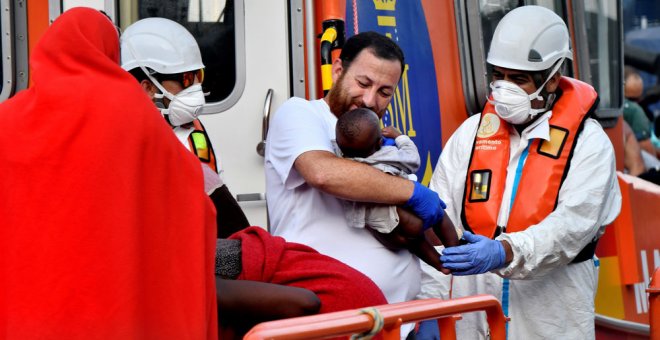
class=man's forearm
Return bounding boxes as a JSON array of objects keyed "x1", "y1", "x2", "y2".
[
  {"x1": 217, "y1": 278, "x2": 320, "y2": 320},
  {"x1": 295, "y1": 150, "x2": 414, "y2": 204}
]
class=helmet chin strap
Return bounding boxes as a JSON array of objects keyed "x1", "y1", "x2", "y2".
[
  {"x1": 526, "y1": 57, "x2": 565, "y2": 120},
  {"x1": 528, "y1": 57, "x2": 565, "y2": 103},
  {"x1": 124, "y1": 40, "x2": 176, "y2": 101}
]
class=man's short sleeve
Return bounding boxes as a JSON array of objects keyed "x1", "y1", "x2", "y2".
[{"x1": 266, "y1": 98, "x2": 336, "y2": 189}]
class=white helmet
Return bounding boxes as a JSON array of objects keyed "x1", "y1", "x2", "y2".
[
  {"x1": 120, "y1": 17, "x2": 204, "y2": 74},
  {"x1": 487, "y1": 6, "x2": 572, "y2": 71}
]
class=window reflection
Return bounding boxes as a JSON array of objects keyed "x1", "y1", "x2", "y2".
[
  {"x1": 187, "y1": 0, "x2": 226, "y2": 23},
  {"x1": 138, "y1": 0, "x2": 235, "y2": 102},
  {"x1": 624, "y1": 0, "x2": 660, "y2": 117},
  {"x1": 478, "y1": 1, "x2": 573, "y2": 89},
  {"x1": 583, "y1": 1, "x2": 621, "y2": 108},
  {"x1": 479, "y1": 0, "x2": 518, "y2": 61},
  {"x1": 63, "y1": 0, "x2": 104, "y2": 11}
]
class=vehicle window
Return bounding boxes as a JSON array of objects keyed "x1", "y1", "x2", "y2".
[
  {"x1": 475, "y1": 1, "x2": 622, "y2": 118},
  {"x1": 623, "y1": 0, "x2": 660, "y2": 117},
  {"x1": 131, "y1": 0, "x2": 237, "y2": 104},
  {"x1": 582, "y1": 1, "x2": 621, "y2": 109},
  {"x1": 63, "y1": 0, "x2": 104, "y2": 10},
  {"x1": 478, "y1": 0, "x2": 518, "y2": 63},
  {"x1": 479, "y1": 0, "x2": 571, "y2": 82},
  {"x1": 463, "y1": 0, "x2": 571, "y2": 114}
]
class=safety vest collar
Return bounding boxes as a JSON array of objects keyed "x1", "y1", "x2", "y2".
[
  {"x1": 520, "y1": 111, "x2": 551, "y2": 142},
  {"x1": 187, "y1": 119, "x2": 218, "y2": 172}
]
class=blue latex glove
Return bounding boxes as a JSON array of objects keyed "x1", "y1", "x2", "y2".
[
  {"x1": 404, "y1": 181, "x2": 446, "y2": 230},
  {"x1": 440, "y1": 231, "x2": 506, "y2": 275},
  {"x1": 416, "y1": 319, "x2": 440, "y2": 340},
  {"x1": 382, "y1": 137, "x2": 396, "y2": 146}
]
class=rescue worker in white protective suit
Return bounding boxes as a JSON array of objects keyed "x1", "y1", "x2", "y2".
[
  {"x1": 120, "y1": 18, "x2": 249, "y2": 237},
  {"x1": 415, "y1": 6, "x2": 621, "y2": 340}
]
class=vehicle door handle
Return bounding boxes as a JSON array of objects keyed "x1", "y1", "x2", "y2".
[
  {"x1": 256, "y1": 89, "x2": 274, "y2": 157},
  {"x1": 236, "y1": 193, "x2": 266, "y2": 202}
]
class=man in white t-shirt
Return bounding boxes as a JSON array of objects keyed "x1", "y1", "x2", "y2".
[{"x1": 265, "y1": 32, "x2": 446, "y2": 305}]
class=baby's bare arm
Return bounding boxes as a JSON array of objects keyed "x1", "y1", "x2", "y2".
[
  {"x1": 394, "y1": 207, "x2": 451, "y2": 274},
  {"x1": 382, "y1": 126, "x2": 402, "y2": 139},
  {"x1": 365, "y1": 206, "x2": 457, "y2": 275},
  {"x1": 433, "y1": 216, "x2": 461, "y2": 248}
]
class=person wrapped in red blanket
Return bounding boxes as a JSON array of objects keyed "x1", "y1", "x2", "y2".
[
  {"x1": 0, "y1": 8, "x2": 217, "y2": 339},
  {"x1": 217, "y1": 226, "x2": 388, "y2": 338}
]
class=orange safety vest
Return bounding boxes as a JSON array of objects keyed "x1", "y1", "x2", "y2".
[
  {"x1": 187, "y1": 119, "x2": 218, "y2": 172},
  {"x1": 461, "y1": 77, "x2": 598, "y2": 239}
]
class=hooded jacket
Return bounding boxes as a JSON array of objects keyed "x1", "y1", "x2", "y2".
[{"x1": 0, "y1": 8, "x2": 217, "y2": 339}]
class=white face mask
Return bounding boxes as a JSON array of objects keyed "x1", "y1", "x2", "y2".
[
  {"x1": 156, "y1": 84, "x2": 205, "y2": 126},
  {"x1": 488, "y1": 80, "x2": 547, "y2": 125},
  {"x1": 488, "y1": 58, "x2": 564, "y2": 125},
  {"x1": 123, "y1": 41, "x2": 206, "y2": 126}
]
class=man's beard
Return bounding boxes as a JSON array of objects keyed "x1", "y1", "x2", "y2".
[
  {"x1": 327, "y1": 73, "x2": 354, "y2": 117},
  {"x1": 326, "y1": 73, "x2": 387, "y2": 118}
]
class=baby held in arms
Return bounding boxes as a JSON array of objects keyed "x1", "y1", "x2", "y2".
[{"x1": 335, "y1": 108, "x2": 461, "y2": 273}]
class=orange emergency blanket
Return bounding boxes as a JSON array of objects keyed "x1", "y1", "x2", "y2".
[{"x1": 0, "y1": 8, "x2": 217, "y2": 339}]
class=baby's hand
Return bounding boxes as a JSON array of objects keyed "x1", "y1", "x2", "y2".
[{"x1": 382, "y1": 126, "x2": 402, "y2": 138}]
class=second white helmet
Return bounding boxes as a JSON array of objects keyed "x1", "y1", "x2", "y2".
[
  {"x1": 487, "y1": 6, "x2": 572, "y2": 71},
  {"x1": 120, "y1": 17, "x2": 204, "y2": 75}
]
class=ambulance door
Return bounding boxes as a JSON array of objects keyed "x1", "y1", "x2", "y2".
[
  {"x1": 197, "y1": 0, "x2": 290, "y2": 229},
  {"x1": 203, "y1": 0, "x2": 290, "y2": 228},
  {"x1": 115, "y1": 0, "x2": 290, "y2": 228}
]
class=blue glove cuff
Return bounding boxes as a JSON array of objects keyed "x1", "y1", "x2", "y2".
[
  {"x1": 405, "y1": 182, "x2": 446, "y2": 231},
  {"x1": 382, "y1": 137, "x2": 396, "y2": 146},
  {"x1": 406, "y1": 182, "x2": 446, "y2": 209},
  {"x1": 405, "y1": 181, "x2": 423, "y2": 207}
]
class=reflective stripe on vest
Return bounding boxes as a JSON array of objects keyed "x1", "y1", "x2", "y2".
[
  {"x1": 461, "y1": 77, "x2": 599, "y2": 237},
  {"x1": 187, "y1": 119, "x2": 217, "y2": 173}
]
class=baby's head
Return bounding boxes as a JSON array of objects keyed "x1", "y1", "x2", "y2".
[{"x1": 336, "y1": 108, "x2": 382, "y2": 158}]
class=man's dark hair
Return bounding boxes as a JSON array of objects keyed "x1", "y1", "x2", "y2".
[
  {"x1": 339, "y1": 31, "x2": 405, "y2": 75},
  {"x1": 127, "y1": 67, "x2": 185, "y2": 85},
  {"x1": 128, "y1": 68, "x2": 150, "y2": 83}
]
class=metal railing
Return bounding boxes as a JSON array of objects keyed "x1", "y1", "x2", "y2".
[{"x1": 244, "y1": 295, "x2": 506, "y2": 340}]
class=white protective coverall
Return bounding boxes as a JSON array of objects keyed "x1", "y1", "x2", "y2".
[{"x1": 419, "y1": 111, "x2": 621, "y2": 339}]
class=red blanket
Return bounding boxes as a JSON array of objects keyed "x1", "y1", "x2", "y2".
[
  {"x1": 230, "y1": 227, "x2": 387, "y2": 313},
  {"x1": 0, "y1": 8, "x2": 217, "y2": 339}
]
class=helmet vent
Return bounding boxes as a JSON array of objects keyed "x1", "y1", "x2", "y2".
[{"x1": 528, "y1": 49, "x2": 543, "y2": 62}]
